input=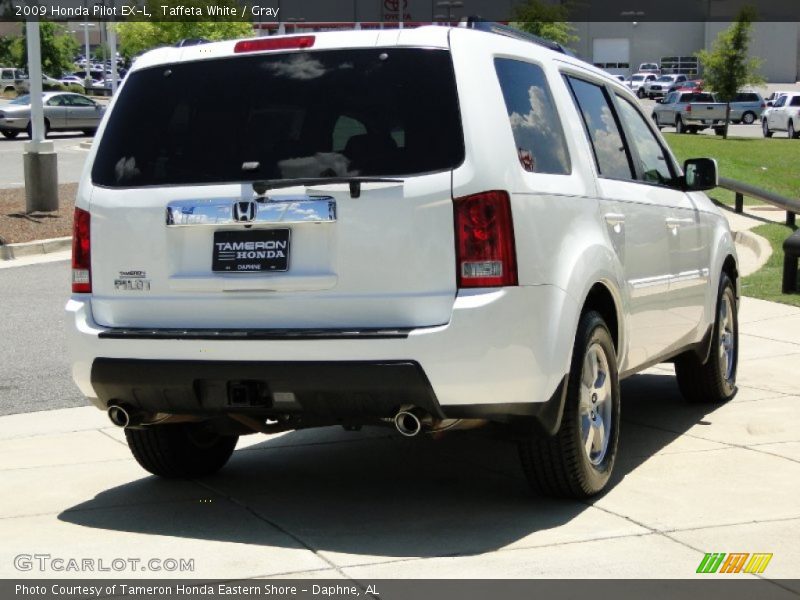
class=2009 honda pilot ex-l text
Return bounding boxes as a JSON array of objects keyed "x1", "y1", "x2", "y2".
[{"x1": 67, "y1": 22, "x2": 739, "y2": 499}]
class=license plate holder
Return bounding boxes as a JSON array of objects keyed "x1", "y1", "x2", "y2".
[{"x1": 212, "y1": 229, "x2": 290, "y2": 273}]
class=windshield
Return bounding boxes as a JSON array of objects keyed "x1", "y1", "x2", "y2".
[
  {"x1": 657, "y1": 76, "x2": 672, "y2": 81},
  {"x1": 632, "y1": 75, "x2": 644, "y2": 81},
  {"x1": 92, "y1": 48, "x2": 465, "y2": 188}
]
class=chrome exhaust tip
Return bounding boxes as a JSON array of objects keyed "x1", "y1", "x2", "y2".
[
  {"x1": 107, "y1": 404, "x2": 131, "y2": 428},
  {"x1": 394, "y1": 409, "x2": 423, "y2": 437}
]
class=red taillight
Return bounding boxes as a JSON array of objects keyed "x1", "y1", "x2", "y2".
[
  {"x1": 453, "y1": 191, "x2": 518, "y2": 288},
  {"x1": 234, "y1": 36, "x2": 315, "y2": 53},
  {"x1": 686, "y1": 104, "x2": 692, "y2": 113},
  {"x1": 72, "y1": 207, "x2": 91, "y2": 293}
]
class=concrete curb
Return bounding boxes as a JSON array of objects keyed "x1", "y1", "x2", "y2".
[
  {"x1": 733, "y1": 229, "x2": 772, "y2": 277},
  {"x1": 0, "y1": 236, "x2": 71, "y2": 261},
  {"x1": 79, "y1": 140, "x2": 93, "y2": 150}
]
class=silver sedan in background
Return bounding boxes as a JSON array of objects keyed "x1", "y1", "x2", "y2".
[{"x1": 0, "y1": 91, "x2": 105, "y2": 139}]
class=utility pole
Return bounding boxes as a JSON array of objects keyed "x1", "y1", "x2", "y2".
[
  {"x1": 23, "y1": 21, "x2": 58, "y2": 213},
  {"x1": 108, "y1": 0, "x2": 118, "y2": 93}
]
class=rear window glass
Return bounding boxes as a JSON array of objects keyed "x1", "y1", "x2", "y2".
[{"x1": 92, "y1": 49, "x2": 464, "y2": 187}]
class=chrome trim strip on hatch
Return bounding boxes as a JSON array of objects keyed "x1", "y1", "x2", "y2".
[{"x1": 166, "y1": 195, "x2": 337, "y2": 227}]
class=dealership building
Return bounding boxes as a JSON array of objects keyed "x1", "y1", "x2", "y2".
[{"x1": 1, "y1": 0, "x2": 798, "y2": 82}]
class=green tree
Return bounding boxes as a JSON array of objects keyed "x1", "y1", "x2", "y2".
[
  {"x1": 696, "y1": 6, "x2": 763, "y2": 139},
  {"x1": 116, "y1": 0, "x2": 253, "y2": 61},
  {"x1": 12, "y1": 22, "x2": 78, "y2": 76},
  {"x1": 510, "y1": 0, "x2": 578, "y2": 48},
  {"x1": 1, "y1": 34, "x2": 17, "y2": 67}
]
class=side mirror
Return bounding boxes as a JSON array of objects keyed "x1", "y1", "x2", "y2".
[
  {"x1": 766, "y1": 101, "x2": 773, "y2": 107},
  {"x1": 683, "y1": 158, "x2": 718, "y2": 191}
]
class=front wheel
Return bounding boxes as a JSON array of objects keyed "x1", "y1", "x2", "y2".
[
  {"x1": 741, "y1": 111, "x2": 756, "y2": 125},
  {"x1": 637, "y1": 88, "x2": 645, "y2": 98},
  {"x1": 675, "y1": 116, "x2": 685, "y2": 134},
  {"x1": 789, "y1": 120, "x2": 797, "y2": 139},
  {"x1": 762, "y1": 119, "x2": 773, "y2": 138},
  {"x1": 675, "y1": 273, "x2": 738, "y2": 404},
  {"x1": 125, "y1": 421, "x2": 239, "y2": 478},
  {"x1": 1, "y1": 129, "x2": 19, "y2": 139},
  {"x1": 519, "y1": 311, "x2": 620, "y2": 499}
]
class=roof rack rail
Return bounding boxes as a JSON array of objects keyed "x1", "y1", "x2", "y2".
[{"x1": 458, "y1": 17, "x2": 572, "y2": 56}]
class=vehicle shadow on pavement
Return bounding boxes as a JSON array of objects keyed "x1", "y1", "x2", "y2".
[{"x1": 57, "y1": 372, "x2": 722, "y2": 559}]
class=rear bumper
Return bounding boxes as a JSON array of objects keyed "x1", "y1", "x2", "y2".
[{"x1": 67, "y1": 285, "x2": 578, "y2": 421}]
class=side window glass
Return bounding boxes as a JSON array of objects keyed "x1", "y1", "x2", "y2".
[
  {"x1": 775, "y1": 96, "x2": 786, "y2": 108},
  {"x1": 494, "y1": 58, "x2": 570, "y2": 175},
  {"x1": 616, "y1": 97, "x2": 675, "y2": 186},
  {"x1": 331, "y1": 116, "x2": 367, "y2": 152},
  {"x1": 790, "y1": 97, "x2": 800, "y2": 107},
  {"x1": 566, "y1": 76, "x2": 633, "y2": 180}
]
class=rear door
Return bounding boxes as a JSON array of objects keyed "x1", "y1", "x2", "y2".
[{"x1": 87, "y1": 46, "x2": 464, "y2": 330}]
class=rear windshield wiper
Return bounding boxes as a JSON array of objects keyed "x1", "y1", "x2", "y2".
[{"x1": 252, "y1": 177, "x2": 402, "y2": 199}]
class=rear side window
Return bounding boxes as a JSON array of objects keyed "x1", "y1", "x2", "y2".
[
  {"x1": 791, "y1": 97, "x2": 800, "y2": 107},
  {"x1": 735, "y1": 93, "x2": 759, "y2": 102},
  {"x1": 494, "y1": 58, "x2": 570, "y2": 175},
  {"x1": 92, "y1": 49, "x2": 465, "y2": 187},
  {"x1": 565, "y1": 76, "x2": 633, "y2": 180}
]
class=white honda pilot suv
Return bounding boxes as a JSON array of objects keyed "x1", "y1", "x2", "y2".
[{"x1": 67, "y1": 22, "x2": 739, "y2": 498}]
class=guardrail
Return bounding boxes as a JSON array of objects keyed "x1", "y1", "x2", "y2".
[
  {"x1": 718, "y1": 177, "x2": 800, "y2": 293},
  {"x1": 720, "y1": 177, "x2": 799, "y2": 227}
]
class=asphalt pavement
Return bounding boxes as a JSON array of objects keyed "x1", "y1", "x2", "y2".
[{"x1": 0, "y1": 259, "x2": 83, "y2": 415}]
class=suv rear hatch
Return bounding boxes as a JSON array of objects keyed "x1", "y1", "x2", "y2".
[{"x1": 87, "y1": 45, "x2": 464, "y2": 330}]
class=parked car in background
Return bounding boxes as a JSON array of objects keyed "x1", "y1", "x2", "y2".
[
  {"x1": 628, "y1": 72, "x2": 657, "y2": 98},
  {"x1": 651, "y1": 91, "x2": 716, "y2": 132},
  {"x1": 1, "y1": 67, "x2": 26, "y2": 95},
  {"x1": 672, "y1": 79, "x2": 704, "y2": 93},
  {"x1": 14, "y1": 74, "x2": 65, "y2": 94},
  {"x1": 728, "y1": 91, "x2": 765, "y2": 124},
  {"x1": 0, "y1": 91, "x2": 105, "y2": 138},
  {"x1": 59, "y1": 75, "x2": 87, "y2": 91},
  {"x1": 763, "y1": 92, "x2": 800, "y2": 138},
  {"x1": 765, "y1": 90, "x2": 794, "y2": 105},
  {"x1": 638, "y1": 62, "x2": 660, "y2": 75},
  {"x1": 644, "y1": 74, "x2": 688, "y2": 99}
]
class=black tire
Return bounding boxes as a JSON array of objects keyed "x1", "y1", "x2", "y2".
[
  {"x1": 689, "y1": 127, "x2": 699, "y2": 134},
  {"x1": 675, "y1": 273, "x2": 738, "y2": 404},
  {"x1": 675, "y1": 116, "x2": 685, "y2": 134},
  {"x1": 741, "y1": 111, "x2": 756, "y2": 125},
  {"x1": 789, "y1": 121, "x2": 797, "y2": 139},
  {"x1": 1, "y1": 129, "x2": 19, "y2": 139},
  {"x1": 125, "y1": 422, "x2": 238, "y2": 478},
  {"x1": 713, "y1": 126, "x2": 725, "y2": 136},
  {"x1": 762, "y1": 119, "x2": 773, "y2": 138},
  {"x1": 519, "y1": 311, "x2": 621, "y2": 499},
  {"x1": 637, "y1": 88, "x2": 645, "y2": 99}
]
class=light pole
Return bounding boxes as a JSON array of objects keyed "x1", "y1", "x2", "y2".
[{"x1": 23, "y1": 21, "x2": 58, "y2": 213}]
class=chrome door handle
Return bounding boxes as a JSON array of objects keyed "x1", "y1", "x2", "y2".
[
  {"x1": 665, "y1": 217, "x2": 693, "y2": 228},
  {"x1": 604, "y1": 213, "x2": 626, "y2": 226}
]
